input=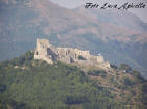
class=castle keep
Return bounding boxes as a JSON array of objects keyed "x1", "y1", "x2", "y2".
[{"x1": 34, "y1": 39, "x2": 110, "y2": 69}]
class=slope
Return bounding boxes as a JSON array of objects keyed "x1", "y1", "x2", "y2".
[
  {"x1": 0, "y1": 0, "x2": 147, "y2": 78},
  {"x1": 0, "y1": 51, "x2": 146, "y2": 109}
]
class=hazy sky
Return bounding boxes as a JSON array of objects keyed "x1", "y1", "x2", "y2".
[{"x1": 50, "y1": 0, "x2": 147, "y2": 23}]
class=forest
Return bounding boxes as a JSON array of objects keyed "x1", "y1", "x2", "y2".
[{"x1": 0, "y1": 51, "x2": 146, "y2": 109}]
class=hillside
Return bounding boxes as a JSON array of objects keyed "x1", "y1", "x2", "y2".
[
  {"x1": 0, "y1": 51, "x2": 146, "y2": 109},
  {"x1": 75, "y1": 7, "x2": 147, "y2": 32},
  {"x1": 0, "y1": 0, "x2": 147, "y2": 78}
]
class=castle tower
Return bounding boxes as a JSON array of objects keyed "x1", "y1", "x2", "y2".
[{"x1": 34, "y1": 38, "x2": 54, "y2": 64}]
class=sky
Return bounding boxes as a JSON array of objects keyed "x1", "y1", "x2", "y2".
[{"x1": 50, "y1": 0, "x2": 147, "y2": 23}]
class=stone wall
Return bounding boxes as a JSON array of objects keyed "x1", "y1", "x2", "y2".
[
  {"x1": 34, "y1": 38, "x2": 110, "y2": 68},
  {"x1": 34, "y1": 39, "x2": 53, "y2": 64}
]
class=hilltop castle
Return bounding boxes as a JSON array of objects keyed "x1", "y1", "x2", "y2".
[{"x1": 34, "y1": 39, "x2": 110, "y2": 69}]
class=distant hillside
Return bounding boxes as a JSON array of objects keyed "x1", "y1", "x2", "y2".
[
  {"x1": 0, "y1": 0, "x2": 147, "y2": 78},
  {"x1": 0, "y1": 51, "x2": 146, "y2": 109},
  {"x1": 75, "y1": 7, "x2": 147, "y2": 32}
]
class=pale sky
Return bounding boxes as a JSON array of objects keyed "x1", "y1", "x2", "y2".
[{"x1": 50, "y1": 0, "x2": 147, "y2": 23}]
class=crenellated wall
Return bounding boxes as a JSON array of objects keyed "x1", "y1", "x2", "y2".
[{"x1": 34, "y1": 38, "x2": 110, "y2": 68}]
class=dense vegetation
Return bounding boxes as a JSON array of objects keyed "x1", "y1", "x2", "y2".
[
  {"x1": 0, "y1": 0, "x2": 147, "y2": 79},
  {"x1": 0, "y1": 51, "x2": 146, "y2": 109}
]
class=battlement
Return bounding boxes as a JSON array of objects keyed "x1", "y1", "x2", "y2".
[{"x1": 34, "y1": 39, "x2": 110, "y2": 69}]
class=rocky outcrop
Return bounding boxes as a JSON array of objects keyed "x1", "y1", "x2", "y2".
[{"x1": 34, "y1": 38, "x2": 110, "y2": 69}]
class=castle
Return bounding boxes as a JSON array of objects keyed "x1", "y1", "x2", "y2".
[{"x1": 34, "y1": 39, "x2": 110, "y2": 69}]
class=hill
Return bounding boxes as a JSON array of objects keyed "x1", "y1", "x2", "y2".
[
  {"x1": 0, "y1": 0, "x2": 147, "y2": 78},
  {"x1": 0, "y1": 51, "x2": 146, "y2": 109},
  {"x1": 75, "y1": 7, "x2": 147, "y2": 32}
]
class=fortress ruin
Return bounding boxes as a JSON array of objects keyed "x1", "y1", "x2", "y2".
[{"x1": 34, "y1": 39, "x2": 110, "y2": 69}]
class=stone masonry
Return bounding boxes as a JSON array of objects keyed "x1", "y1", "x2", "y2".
[{"x1": 34, "y1": 38, "x2": 110, "y2": 69}]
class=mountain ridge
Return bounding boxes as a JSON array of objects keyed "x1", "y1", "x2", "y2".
[{"x1": 74, "y1": 7, "x2": 147, "y2": 33}]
